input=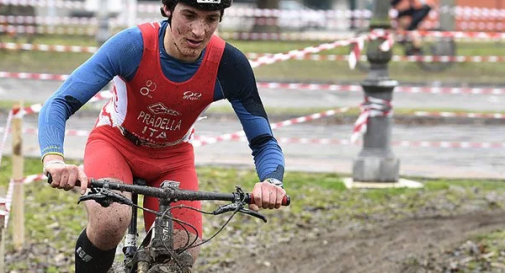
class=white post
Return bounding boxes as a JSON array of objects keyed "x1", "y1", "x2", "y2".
[
  {"x1": 11, "y1": 104, "x2": 25, "y2": 250},
  {"x1": 47, "y1": 0, "x2": 56, "y2": 26},
  {"x1": 127, "y1": 0, "x2": 138, "y2": 27}
]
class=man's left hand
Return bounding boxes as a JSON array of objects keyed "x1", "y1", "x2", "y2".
[{"x1": 249, "y1": 181, "x2": 286, "y2": 211}]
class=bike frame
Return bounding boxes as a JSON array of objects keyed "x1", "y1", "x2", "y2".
[
  {"x1": 46, "y1": 174, "x2": 289, "y2": 273},
  {"x1": 122, "y1": 179, "x2": 194, "y2": 273}
]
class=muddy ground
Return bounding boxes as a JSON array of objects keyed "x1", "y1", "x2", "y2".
[
  {"x1": 5, "y1": 178, "x2": 505, "y2": 273},
  {"x1": 221, "y1": 212, "x2": 505, "y2": 273}
]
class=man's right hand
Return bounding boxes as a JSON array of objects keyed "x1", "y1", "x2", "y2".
[{"x1": 43, "y1": 155, "x2": 88, "y2": 195}]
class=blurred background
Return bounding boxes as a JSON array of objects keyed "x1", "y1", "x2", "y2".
[
  {"x1": 1, "y1": 2, "x2": 505, "y2": 272},
  {"x1": 0, "y1": 0, "x2": 504, "y2": 179}
]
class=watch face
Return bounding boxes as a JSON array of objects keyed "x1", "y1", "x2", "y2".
[{"x1": 266, "y1": 178, "x2": 283, "y2": 187}]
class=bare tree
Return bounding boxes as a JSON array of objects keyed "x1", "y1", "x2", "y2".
[
  {"x1": 0, "y1": 4, "x2": 37, "y2": 43},
  {"x1": 252, "y1": 0, "x2": 281, "y2": 33}
]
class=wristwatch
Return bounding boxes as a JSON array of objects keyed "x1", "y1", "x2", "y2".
[{"x1": 265, "y1": 178, "x2": 284, "y2": 188}]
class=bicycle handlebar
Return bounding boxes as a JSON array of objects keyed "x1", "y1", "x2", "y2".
[{"x1": 47, "y1": 174, "x2": 290, "y2": 206}]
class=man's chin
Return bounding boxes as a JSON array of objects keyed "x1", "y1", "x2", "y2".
[{"x1": 182, "y1": 49, "x2": 201, "y2": 60}]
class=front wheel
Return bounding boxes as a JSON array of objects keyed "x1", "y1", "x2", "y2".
[
  {"x1": 415, "y1": 28, "x2": 456, "y2": 72},
  {"x1": 147, "y1": 262, "x2": 191, "y2": 273}
]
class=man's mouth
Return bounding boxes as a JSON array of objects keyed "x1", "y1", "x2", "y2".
[{"x1": 186, "y1": 38, "x2": 202, "y2": 48}]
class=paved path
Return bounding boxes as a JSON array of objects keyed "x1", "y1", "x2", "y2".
[{"x1": 1, "y1": 78, "x2": 504, "y2": 180}]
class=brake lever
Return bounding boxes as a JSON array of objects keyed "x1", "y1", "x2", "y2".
[
  {"x1": 212, "y1": 203, "x2": 242, "y2": 215},
  {"x1": 238, "y1": 207, "x2": 267, "y2": 223},
  {"x1": 78, "y1": 188, "x2": 133, "y2": 208}
]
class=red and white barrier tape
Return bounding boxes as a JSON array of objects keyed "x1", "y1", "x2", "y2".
[
  {"x1": 17, "y1": 90, "x2": 110, "y2": 116},
  {"x1": 457, "y1": 21, "x2": 505, "y2": 31},
  {"x1": 271, "y1": 107, "x2": 351, "y2": 129},
  {"x1": 414, "y1": 111, "x2": 505, "y2": 119},
  {"x1": 349, "y1": 29, "x2": 394, "y2": 69},
  {"x1": 0, "y1": 15, "x2": 163, "y2": 29},
  {"x1": 454, "y1": 6, "x2": 505, "y2": 19},
  {"x1": 0, "y1": 42, "x2": 98, "y2": 53},
  {"x1": 4, "y1": 109, "x2": 505, "y2": 140},
  {"x1": 3, "y1": 41, "x2": 503, "y2": 64},
  {"x1": 222, "y1": 136, "x2": 505, "y2": 149},
  {"x1": 192, "y1": 107, "x2": 351, "y2": 147},
  {"x1": 246, "y1": 53, "x2": 505, "y2": 64},
  {"x1": 0, "y1": 107, "x2": 352, "y2": 138},
  {"x1": 249, "y1": 38, "x2": 359, "y2": 68},
  {"x1": 351, "y1": 96, "x2": 393, "y2": 143},
  {"x1": 0, "y1": 109, "x2": 14, "y2": 171},
  {"x1": 4, "y1": 14, "x2": 505, "y2": 31},
  {"x1": 0, "y1": 127, "x2": 90, "y2": 137},
  {"x1": 0, "y1": 173, "x2": 55, "y2": 227},
  {"x1": 3, "y1": 1, "x2": 505, "y2": 20},
  {"x1": 0, "y1": 25, "x2": 96, "y2": 36},
  {"x1": 258, "y1": 83, "x2": 505, "y2": 95},
  {"x1": 0, "y1": 71, "x2": 69, "y2": 81},
  {"x1": 0, "y1": 0, "x2": 85, "y2": 8},
  {"x1": 405, "y1": 29, "x2": 505, "y2": 40},
  {"x1": 0, "y1": 0, "x2": 161, "y2": 13},
  {"x1": 2, "y1": 71, "x2": 504, "y2": 96},
  {"x1": 1, "y1": 179, "x2": 14, "y2": 227}
]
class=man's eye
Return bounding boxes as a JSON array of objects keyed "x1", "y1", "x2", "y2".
[{"x1": 207, "y1": 17, "x2": 218, "y2": 23}]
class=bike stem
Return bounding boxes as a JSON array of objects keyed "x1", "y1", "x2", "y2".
[{"x1": 150, "y1": 180, "x2": 178, "y2": 263}]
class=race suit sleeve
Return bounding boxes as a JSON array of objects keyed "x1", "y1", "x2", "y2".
[
  {"x1": 217, "y1": 43, "x2": 285, "y2": 182},
  {"x1": 38, "y1": 27, "x2": 144, "y2": 159}
]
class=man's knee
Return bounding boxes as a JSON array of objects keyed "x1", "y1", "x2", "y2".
[
  {"x1": 85, "y1": 201, "x2": 132, "y2": 248},
  {"x1": 173, "y1": 229, "x2": 201, "y2": 262}
]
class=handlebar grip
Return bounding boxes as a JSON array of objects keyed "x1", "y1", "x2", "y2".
[
  {"x1": 249, "y1": 194, "x2": 290, "y2": 206},
  {"x1": 46, "y1": 173, "x2": 83, "y2": 187}
]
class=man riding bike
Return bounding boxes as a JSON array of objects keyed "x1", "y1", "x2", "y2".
[
  {"x1": 391, "y1": 0, "x2": 436, "y2": 54},
  {"x1": 38, "y1": 0, "x2": 287, "y2": 272}
]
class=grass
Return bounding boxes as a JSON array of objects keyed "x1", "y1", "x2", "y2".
[
  {"x1": 1, "y1": 35, "x2": 504, "y2": 84},
  {"x1": 1, "y1": 156, "x2": 505, "y2": 272}
]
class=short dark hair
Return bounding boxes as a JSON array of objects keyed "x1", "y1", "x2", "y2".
[{"x1": 160, "y1": 0, "x2": 226, "y2": 21}]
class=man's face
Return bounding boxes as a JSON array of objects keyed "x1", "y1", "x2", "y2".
[{"x1": 167, "y1": 3, "x2": 221, "y2": 62}]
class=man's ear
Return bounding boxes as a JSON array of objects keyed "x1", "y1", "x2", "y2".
[{"x1": 163, "y1": 5, "x2": 172, "y2": 17}]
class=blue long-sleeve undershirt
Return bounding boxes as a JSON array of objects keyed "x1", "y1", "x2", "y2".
[{"x1": 38, "y1": 20, "x2": 284, "y2": 182}]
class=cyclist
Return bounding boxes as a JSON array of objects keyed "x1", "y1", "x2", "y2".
[
  {"x1": 390, "y1": 0, "x2": 435, "y2": 54},
  {"x1": 38, "y1": 0, "x2": 287, "y2": 272}
]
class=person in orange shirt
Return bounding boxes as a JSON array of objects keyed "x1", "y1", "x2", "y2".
[
  {"x1": 391, "y1": 0, "x2": 436, "y2": 54},
  {"x1": 391, "y1": 0, "x2": 435, "y2": 31}
]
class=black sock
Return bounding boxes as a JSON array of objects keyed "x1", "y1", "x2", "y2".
[{"x1": 75, "y1": 229, "x2": 117, "y2": 273}]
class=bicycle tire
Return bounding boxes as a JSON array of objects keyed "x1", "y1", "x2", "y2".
[
  {"x1": 107, "y1": 263, "x2": 126, "y2": 273},
  {"x1": 415, "y1": 28, "x2": 456, "y2": 72}
]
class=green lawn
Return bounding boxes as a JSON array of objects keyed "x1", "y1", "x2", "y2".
[
  {"x1": 1, "y1": 156, "x2": 505, "y2": 272},
  {"x1": 1, "y1": 35, "x2": 504, "y2": 84}
]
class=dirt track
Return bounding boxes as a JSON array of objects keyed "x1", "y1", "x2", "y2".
[{"x1": 225, "y1": 211, "x2": 505, "y2": 273}]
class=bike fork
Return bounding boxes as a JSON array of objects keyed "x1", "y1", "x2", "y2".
[{"x1": 123, "y1": 178, "x2": 147, "y2": 271}]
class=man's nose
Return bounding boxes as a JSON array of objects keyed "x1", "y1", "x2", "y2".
[{"x1": 191, "y1": 20, "x2": 206, "y2": 37}]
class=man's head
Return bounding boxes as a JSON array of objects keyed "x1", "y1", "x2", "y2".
[{"x1": 161, "y1": 0, "x2": 231, "y2": 62}]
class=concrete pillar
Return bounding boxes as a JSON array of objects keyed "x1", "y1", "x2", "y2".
[
  {"x1": 348, "y1": 0, "x2": 357, "y2": 30},
  {"x1": 352, "y1": 0, "x2": 400, "y2": 182},
  {"x1": 95, "y1": 0, "x2": 111, "y2": 46},
  {"x1": 439, "y1": 0, "x2": 456, "y2": 31}
]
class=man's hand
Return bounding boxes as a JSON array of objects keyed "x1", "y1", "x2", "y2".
[
  {"x1": 43, "y1": 155, "x2": 88, "y2": 195},
  {"x1": 249, "y1": 180, "x2": 286, "y2": 211}
]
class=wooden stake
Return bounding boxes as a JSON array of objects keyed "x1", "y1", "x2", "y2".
[
  {"x1": 11, "y1": 103, "x2": 24, "y2": 250},
  {"x1": 0, "y1": 186, "x2": 6, "y2": 273}
]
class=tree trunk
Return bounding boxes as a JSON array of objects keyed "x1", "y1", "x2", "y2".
[{"x1": 252, "y1": 0, "x2": 281, "y2": 33}]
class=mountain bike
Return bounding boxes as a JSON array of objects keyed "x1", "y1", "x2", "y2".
[
  {"x1": 350, "y1": 27, "x2": 456, "y2": 72},
  {"x1": 48, "y1": 175, "x2": 290, "y2": 273}
]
